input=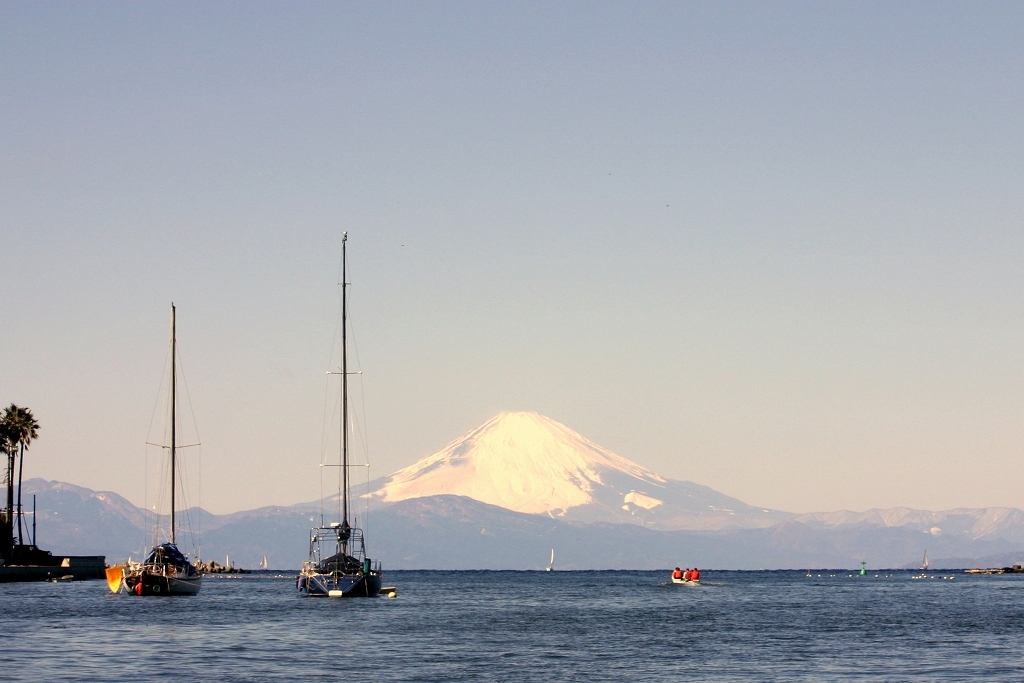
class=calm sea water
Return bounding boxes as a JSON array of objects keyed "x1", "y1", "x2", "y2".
[{"x1": 3, "y1": 570, "x2": 1023, "y2": 681}]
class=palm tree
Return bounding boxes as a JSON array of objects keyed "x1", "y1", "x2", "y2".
[
  {"x1": 1, "y1": 405, "x2": 40, "y2": 546},
  {"x1": 0, "y1": 420, "x2": 17, "y2": 558}
]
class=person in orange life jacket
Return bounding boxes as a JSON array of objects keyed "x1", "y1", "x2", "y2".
[
  {"x1": 691, "y1": 568, "x2": 700, "y2": 581},
  {"x1": 672, "y1": 567, "x2": 683, "y2": 580}
]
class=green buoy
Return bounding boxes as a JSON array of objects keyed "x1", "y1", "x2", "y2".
[{"x1": 860, "y1": 561, "x2": 867, "y2": 576}]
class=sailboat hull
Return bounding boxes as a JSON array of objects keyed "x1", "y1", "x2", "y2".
[
  {"x1": 299, "y1": 571, "x2": 382, "y2": 597},
  {"x1": 124, "y1": 569, "x2": 203, "y2": 596},
  {"x1": 123, "y1": 573, "x2": 201, "y2": 593}
]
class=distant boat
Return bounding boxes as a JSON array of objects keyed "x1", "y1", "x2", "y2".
[
  {"x1": 546, "y1": 548, "x2": 554, "y2": 572},
  {"x1": 111, "y1": 305, "x2": 203, "y2": 596},
  {"x1": 671, "y1": 567, "x2": 700, "y2": 585},
  {"x1": 920, "y1": 550, "x2": 929, "y2": 571},
  {"x1": 296, "y1": 234, "x2": 383, "y2": 598},
  {"x1": 260, "y1": 556, "x2": 268, "y2": 570}
]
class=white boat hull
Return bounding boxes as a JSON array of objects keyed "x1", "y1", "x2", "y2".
[
  {"x1": 165, "y1": 575, "x2": 203, "y2": 595},
  {"x1": 671, "y1": 577, "x2": 700, "y2": 585}
]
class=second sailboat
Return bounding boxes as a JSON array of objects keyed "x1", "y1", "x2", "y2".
[{"x1": 297, "y1": 233, "x2": 383, "y2": 598}]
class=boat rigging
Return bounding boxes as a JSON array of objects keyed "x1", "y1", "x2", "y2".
[
  {"x1": 107, "y1": 304, "x2": 203, "y2": 596},
  {"x1": 296, "y1": 233, "x2": 383, "y2": 598}
]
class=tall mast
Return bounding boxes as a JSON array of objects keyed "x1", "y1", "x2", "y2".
[
  {"x1": 170, "y1": 303, "x2": 176, "y2": 545},
  {"x1": 341, "y1": 233, "x2": 349, "y2": 531}
]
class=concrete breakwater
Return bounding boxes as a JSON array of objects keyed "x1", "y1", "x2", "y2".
[{"x1": 0, "y1": 555, "x2": 106, "y2": 582}]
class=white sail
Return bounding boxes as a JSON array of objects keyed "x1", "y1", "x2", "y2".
[
  {"x1": 920, "y1": 550, "x2": 929, "y2": 571},
  {"x1": 546, "y1": 548, "x2": 554, "y2": 571}
]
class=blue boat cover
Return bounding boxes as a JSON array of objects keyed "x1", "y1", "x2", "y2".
[{"x1": 145, "y1": 543, "x2": 194, "y2": 571}]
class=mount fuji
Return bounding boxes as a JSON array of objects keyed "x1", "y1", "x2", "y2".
[
  {"x1": 22, "y1": 412, "x2": 1024, "y2": 569},
  {"x1": 371, "y1": 411, "x2": 790, "y2": 531}
]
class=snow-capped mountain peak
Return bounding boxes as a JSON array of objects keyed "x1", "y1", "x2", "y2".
[{"x1": 374, "y1": 411, "x2": 665, "y2": 515}]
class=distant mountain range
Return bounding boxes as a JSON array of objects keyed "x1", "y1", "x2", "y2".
[{"x1": 21, "y1": 412, "x2": 1024, "y2": 570}]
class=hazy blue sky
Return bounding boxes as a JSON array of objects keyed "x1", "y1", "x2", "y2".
[{"x1": 2, "y1": 1, "x2": 1023, "y2": 514}]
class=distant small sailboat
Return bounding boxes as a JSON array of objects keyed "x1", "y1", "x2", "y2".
[
  {"x1": 911, "y1": 551, "x2": 932, "y2": 579},
  {"x1": 546, "y1": 548, "x2": 554, "y2": 572},
  {"x1": 260, "y1": 555, "x2": 268, "y2": 570}
]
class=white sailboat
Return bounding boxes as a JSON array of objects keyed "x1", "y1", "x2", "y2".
[
  {"x1": 260, "y1": 556, "x2": 268, "y2": 570},
  {"x1": 911, "y1": 550, "x2": 931, "y2": 579},
  {"x1": 546, "y1": 548, "x2": 554, "y2": 572}
]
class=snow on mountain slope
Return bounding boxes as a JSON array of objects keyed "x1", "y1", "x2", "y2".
[
  {"x1": 376, "y1": 412, "x2": 664, "y2": 514},
  {"x1": 372, "y1": 412, "x2": 792, "y2": 530},
  {"x1": 793, "y1": 507, "x2": 1024, "y2": 544}
]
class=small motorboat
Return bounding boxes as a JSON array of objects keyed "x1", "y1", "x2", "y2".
[{"x1": 671, "y1": 567, "x2": 701, "y2": 585}]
